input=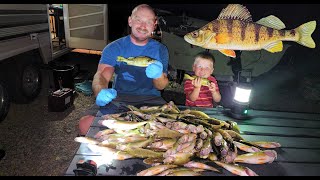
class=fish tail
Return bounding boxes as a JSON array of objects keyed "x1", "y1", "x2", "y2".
[{"x1": 296, "y1": 21, "x2": 316, "y2": 48}]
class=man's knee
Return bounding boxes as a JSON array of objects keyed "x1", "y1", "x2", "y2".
[{"x1": 78, "y1": 115, "x2": 95, "y2": 136}]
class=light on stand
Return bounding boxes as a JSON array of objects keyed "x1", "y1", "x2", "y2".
[{"x1": 229, "y1": 70, "x2": 253, "y2": 119}]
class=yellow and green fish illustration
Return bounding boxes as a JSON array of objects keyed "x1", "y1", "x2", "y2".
[
  {"x1": 117, "y1": 56, "x2": 156, "y2": 67},
  {"x1": 184, "y1": 4, "x2": 316, "y2": 58}
]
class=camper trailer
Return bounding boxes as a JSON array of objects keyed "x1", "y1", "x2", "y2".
[{"x1": 0, "y1": 4, "x2": 109, "y2": 121}]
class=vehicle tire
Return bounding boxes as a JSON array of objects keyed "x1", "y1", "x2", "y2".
[
  {"x1": 0, "y1": 82, "x2": 10, "y2": 122},
  {"x1": 8, "y1": 51, "x2": 42, "y2": 104}
]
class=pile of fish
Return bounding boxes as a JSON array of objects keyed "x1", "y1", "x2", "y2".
[{"x1": 75, "y1": 101, "x2": 281, "y2": 176}]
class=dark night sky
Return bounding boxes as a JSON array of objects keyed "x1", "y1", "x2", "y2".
[
  {"x1": 151, "y1": 4, "x2": 319, "y2": 25},
  {"x1": 157, "y1": 4, "x2": 320, "y2": 41},
  {"x1": 107, "y1": 4, "x2": 319, "y2": 67},
  {"x1": 109, "y1": 4, "x2": 320, "y2": 45},
  {"x1": 107, "y1": 4, "x2": 320, "y2": 76}
]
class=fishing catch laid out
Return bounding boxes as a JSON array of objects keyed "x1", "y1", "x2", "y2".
[
  {"x1": 75, "y1": 101, "x2": 281, "y2": 176},
  {"x1": 184, "y1": 4, "x2": 316, "y2": 58}
]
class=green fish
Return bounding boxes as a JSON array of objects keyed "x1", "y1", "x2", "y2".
[
  {"x1": 117, "y1": 56, "x2": 156, "y2": 67},
  {"x1": 183, "y1": 74, "x2": 211, "y2": 87}
]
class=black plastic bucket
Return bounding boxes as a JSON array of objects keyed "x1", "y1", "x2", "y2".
[{"x1": 53, "y1": 65, "x2": 74, "y2": 91}]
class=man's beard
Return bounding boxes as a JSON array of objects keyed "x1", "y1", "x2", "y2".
[
  {"x1": 132, "y1": 35, "x2": 148, "y2": 42},
  {"x1": 132, "y1": 28, "x2": 150, "y2": 41}
]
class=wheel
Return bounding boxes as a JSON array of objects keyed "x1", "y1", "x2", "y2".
[
  {"x1": 8, "y1": 51, "x2": 42, "y2": 104},
  {"x1": 0, "y1": 82, "x2": 10, "y2": 122},
  {"x1": 22, "y1": 64, "x2": 41, "y2": 98},
  {"x1": 11, "y1": 63, "x2": 42, "y2": 103}
]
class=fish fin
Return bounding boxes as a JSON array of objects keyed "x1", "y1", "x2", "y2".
[
  {"x1": 296, "y1": 21, "x2": 316, "y2": 48},
  {"x1": 215, "y1": 33, "x2": 231, "y2": 44},
  {"x1": 255, "y1": 15, "x2": 285, "y2": 30},
  {"x1": 219, "y1": 49, "x2": 236, "y2": 58},
  {"x1": 217, "y1": 4, "x2": 252, "y2": 22},
  {"x1": 263, "y1": 41, "x2": 283, "y2": 53}
]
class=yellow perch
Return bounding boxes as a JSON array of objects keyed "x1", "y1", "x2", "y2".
[
  {"x1": 137, "y1": 164, "x2": 178, "y2": 176},
  {"x1": 241, "y1": 140, "x2": 281, "y2": 148},
  {"x1": 214, "y1": 161, "x2": 258, "y2": 176},
  {"x1": 184, "y1": 161, "x2": 220, "y2": 173},
  {"x1": 183, "y1": 74, "x2": 211, "y2": 87},
  {"x1": 233, "y1": 141, "x2": 261, "y2": 153},
  {"x1": 234, "y1": 150, "x2": 277, "y2": 164},
  {"x1": 117, "y1": 56, "x2": 156, "y2": 67},
  {"x1": 87, "y1": 144, "x2": 134, "y2": 160},
  {"x1": 166, "y1": 169, "x2": 202, "y2": 176},
  {"x1": 99, "y1": 119, "x2": 149, "y2": 131},
  {"x1": 184, "y1": 4, "x2": 316, "y2": 58}
]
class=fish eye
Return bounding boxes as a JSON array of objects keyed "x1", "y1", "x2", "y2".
[{"x1": 191, "y1": 31, "x2": 199, "y2": 37}]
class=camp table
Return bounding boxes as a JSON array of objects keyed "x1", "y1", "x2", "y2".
[{"x1": 65, "y1": 101, "x2": 320, "y2": 176}]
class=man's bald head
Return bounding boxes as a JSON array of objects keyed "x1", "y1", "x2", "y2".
[{"x1": 131, "y1": 4, "x2": 156, "y2": 18}]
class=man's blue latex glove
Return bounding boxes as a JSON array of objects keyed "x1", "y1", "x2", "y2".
[
  {"x1": 145, "y1": 61, "x2": 163, "y2": 79},
  {"x1": 96, "y1": 88, "x2": 117, "y2": 106}
]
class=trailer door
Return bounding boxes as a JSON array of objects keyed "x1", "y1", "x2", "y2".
[{"x1": 63, "y1": 4, "x2": 108, "y2": 50}]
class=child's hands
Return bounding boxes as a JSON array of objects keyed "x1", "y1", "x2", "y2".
[
  {"x1": 209, "y1": 82, "x2": 217, "y2": 93},
  {"x1": 192, "y1": 77, "x2": 202, "y2": 89}
]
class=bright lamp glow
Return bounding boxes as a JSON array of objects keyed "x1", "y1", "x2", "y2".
[{"x1": 234, "y1": 86, "x2": 252, "y2": 103}]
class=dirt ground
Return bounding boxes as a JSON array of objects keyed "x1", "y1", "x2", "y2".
[
  {"x1": 0, "y1": 86, "x2": 95, "y2": 175},
  {"x1": 0, "y1": 53, "x2": 98, "y2": 176},
  {"x1": 0, "y1": 51, "x2": 319, "y2": 176}
]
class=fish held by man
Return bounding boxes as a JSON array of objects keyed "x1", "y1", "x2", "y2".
[
  {"x1": 184, "y1": 4, "x2": 316, "y2": 58},
  {"x1": 117, "y1": 56, "x2": 156, "y2": 67}
]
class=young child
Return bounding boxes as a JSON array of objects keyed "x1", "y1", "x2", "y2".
[{"x1": 184, "y1": 51, "x2": 221, "y2": 107}]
